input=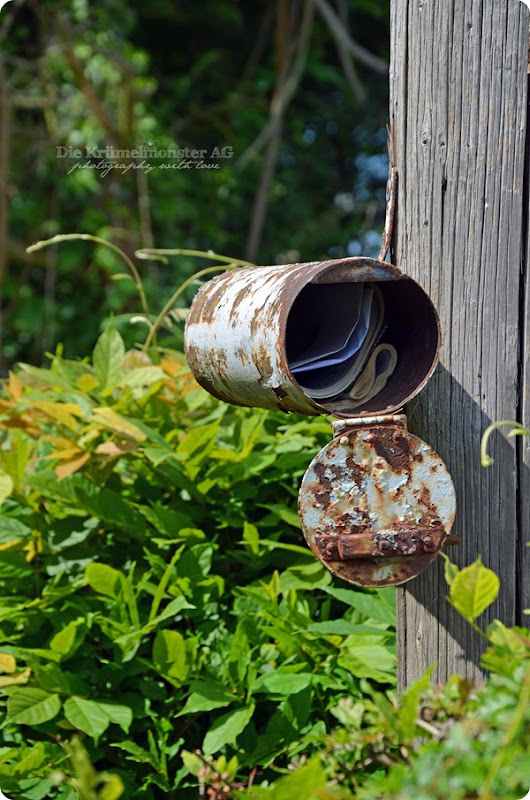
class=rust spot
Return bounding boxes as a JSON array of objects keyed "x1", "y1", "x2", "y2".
[
  {"x1": 236, "y1": 347, "x2": 250, "y2": 365},
  {"x1": 230, "y1": 284, "x2": 252, "y2": 323},
  {"x1": 193, "y1": 276, "x2": 227, "y2": 325},
  {"x1": 368, "y1": 428, "x2": 413, "y2": 474},
  {"x1": 252, "y1": 342, "x2": 274, "y2": 382},
  {"x1": 313, "y1": 461, "x2": 332, "y2": 488},
  {"x1": 271, "y1": 385, "x2": 288, "y2": 400},
  {"x1": 329, "y1": 464, "x2": 346, "y2": 481},
  {"x1": 345, "y1": 454, "x2": 366, "y2": 489},
  {"x1": 333, "y1": 512, "x2": 367, "y2": 533},
  {"x1": 210, "y1": 347, "x2": 229, "y2": 379},
  {"x1": 315, "y1": 492, "x2": 332, "y2": 510}
]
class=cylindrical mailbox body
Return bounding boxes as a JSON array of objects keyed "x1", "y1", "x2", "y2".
[{"x1": 184, "y1": 257, "x2": 440, "y2": 419}]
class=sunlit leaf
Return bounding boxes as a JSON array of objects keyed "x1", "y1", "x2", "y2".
[
  {"x1": 91, "y1": 408, "x2": 147, "y2": 442},
  {"x1": 85, "y1": 562, "x2": 123, "y2": 598},
  {"x1": 0, "y1": 470, "x2": 14, "y2": 508},
  {"x1": 449, "y1": 557, "x2": 500, "y2": 621},
  {"x1": 93, "y1": 322, "x2": 125, "y2": 389},
  {"x1": 203, "y1": 703, "x2": 255, "y2": 754}
]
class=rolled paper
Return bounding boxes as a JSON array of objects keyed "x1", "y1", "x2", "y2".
[{"x1": 348, "y1": 343, "x2": 398, "y2": 406}]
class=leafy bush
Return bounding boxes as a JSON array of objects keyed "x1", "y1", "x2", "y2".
[
  {"x1": 0, "y1": 322, "x2": 396, "y2": 798},
  {"x1": 229, "y1": 559, "x2": 530, "y2": 800}
]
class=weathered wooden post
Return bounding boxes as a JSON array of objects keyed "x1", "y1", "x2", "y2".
[{"x1": 391, "y1": 0, "x2": 530, "y2": 687}]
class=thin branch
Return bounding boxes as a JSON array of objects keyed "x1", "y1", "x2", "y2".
[
  {"x1": 313, "y1": 0, "x2": 388, "y2": 75},
  {"x1": 236, "y1": 2, "x2": 315, "y2": 173},
  {"x1": 244, "y1": 1, "x2": 315, "y2": 261},
  {"x1": 240, "y1": 5, "x2": 274, "y2": 84},
  {"x1": 57, "y1": 18, "x2": 119, "y2": 139},
  {"x1": 335, "y1": 0, "x2": 365, "y2": 102}
]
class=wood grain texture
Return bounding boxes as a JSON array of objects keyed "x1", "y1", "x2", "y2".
[{"x1": 390, "y1": 0, "x2": 529, "y2": 688}]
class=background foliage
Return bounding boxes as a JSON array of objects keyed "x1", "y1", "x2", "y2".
[{"x1": 1, "y1": 0, "x2": 389, "y2": 370}]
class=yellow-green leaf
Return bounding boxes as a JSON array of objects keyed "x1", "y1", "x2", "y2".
[
  {"x1": 76, "y1": 373, "x2": 100, "y2": 393},
  {"x1": 449, "y1": 557, "x2": 500, "y2": 621},
  {"x1": 32, "y1": 401, "x2": 83, "y2": 431},
  {"x1": 0, "y1": 653, "x2": 16, "y2": 673},
  {"x1": 86, "y1": 562, "x2": 123, "y2": 598},
  {"x1": 152, "y1": 629, "x2": 188, "y2": 682},
  {"x1": 55, "y1": 452, "x2": 91, "y2": 480},
  {"x1": 91, "y1": 408, "x2": 147, "y2": 442},
  {"x1": 0, "y1": 469, "x2": 14, "y2": 507},
  {"x1": 50, "y1": 618, "x2": 87, "y2": 660},
  {"x1": 116, "y1": 366, "x2": 165, "y2": 388},
  {"x1": 440, "y1": 552, "x2": 460, "y2": 587},
  {"x1": 0, "y1": 667, "x2": 31, "y2": 687},
  {"x1": 98, "y1": 774, "x2": 125, "y2": 800}
]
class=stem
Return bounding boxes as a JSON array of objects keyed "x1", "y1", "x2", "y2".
[
  {"x1": 135, "y1": 247, "x2": 255, "y2": 268},
  {"x1": 142, "y1": 264, "x2": 242, "y2": 353},
  {"x1": 467, "y1": 618, "x2": 490, "y2": 641},
  {"x1": 480, "y1": 420, "x2": 530, "y2": 467},
  {"x1": 26, "y1": 233, "x2": 149, "y2": 317},
  {"x1": 148, "y1": 548, "x2": 182, "y2": 623}
]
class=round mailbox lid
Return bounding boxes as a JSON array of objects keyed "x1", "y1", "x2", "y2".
[{"x1": 298, "y1": 416, "x2": 456, "y2": 587}]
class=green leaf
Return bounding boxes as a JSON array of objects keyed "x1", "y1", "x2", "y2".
[
  {"x1": 92, "y1": 321, "x2": 125, "y2": 389},
  {"x1": 176, "y1": 420, "x2": 222, "y2": 479},
  {"x1": 306, "y1": 621, "x2": 393, "y2": 636},
  {"x1": 63, "y1": 696, "x2": 110, "y2": 742},
  {"x1": 96, "y1": 701, "x2": 133, "y2": 733},
  {"x1": 260, "y1": 503, "x2": 300, "y2": 527},
  {"x1": 0, "y1": 469, "x2": 14, "y2": 507},
  {"x1": 202, "y1": 703, "x2": 255, "y2": 754},
  {"x1": 49, "y1": 618, "x2": 87, "y2": 661},
  {"x1": 324, "y1": 586, "x2": 395, "y2": 626},
  {"x1": 0, "y1": 517, "x2": 31, "y2": 545},
  {"x1": 253, "y1": 672, "x2": 312, "y2": 696},
  {"x1": 449, "y1": 557, "x2": 500, "y2": 621},
  {"x1": 240, "y1": 758, "x2": 329, "y2": 800},
  {"x1": 440, "y1": 552, "x2": 460, "y2": 587},
  {"x1": 5, "y1": 688, "x2": 61, "y2": 726},
  {"x1": 242, "y1": 521, "x2": 259, "y2": 555},
  {"x1": 398, "y1": 668, "x2": 433, "y2": 740},
  {"x1": 181, "y1": 749, "x2": 204, "y2": 775},
  {"x1": 152, "y1": 629, "x2": 188, "y2": 681},
  {"x1": 177, "y1": 681, "x2": 236, "y2": 716},
  {"x1": 85, "y1": 562, "x2": 123, "y2": 598},
  {"x1": 111, "y1": 740, "x2": 158, "y2": 768},
  {"x1": 339, "y1": 644, "x2": 397, "y2": 683},
  {"x1": 116, "y1": 366, "x2": 165, "y2": 388}
]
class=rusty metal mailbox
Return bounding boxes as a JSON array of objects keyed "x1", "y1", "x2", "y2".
[{"x1": 184, "y1": 256, "x2": 456, "y2": 587}]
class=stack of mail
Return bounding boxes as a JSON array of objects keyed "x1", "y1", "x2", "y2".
[{"x1": 288, "y1": 282, "x2": 397, "y2": 402}]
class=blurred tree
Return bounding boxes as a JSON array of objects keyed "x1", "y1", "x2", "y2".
[{"x1": 0, "y1": 0, "x2": 389, "y2": 370}]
